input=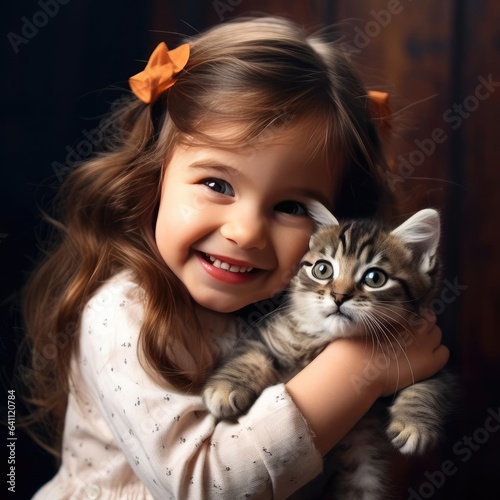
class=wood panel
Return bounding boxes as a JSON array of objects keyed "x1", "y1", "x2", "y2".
[
  {"x1": 453, "y1": 0, "x2": 500, "y2": 497},
  {"x1": 461, "y1": 0, "x2": 500, "y2": 380}
]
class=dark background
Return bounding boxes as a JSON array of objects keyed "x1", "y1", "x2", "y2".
[{"x1": 2, "y1": 1, "x2": 499, "y2": 498}]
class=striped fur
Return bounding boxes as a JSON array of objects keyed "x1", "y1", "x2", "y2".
[{"x1": 203, "y1": 210, "x2": 454, "y2": 499}]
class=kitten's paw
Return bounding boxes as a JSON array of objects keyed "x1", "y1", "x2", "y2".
[
  {"x1": 386, "y1": 419, "x2": 435, "y2": 455},
  {"x1": 387, "y1": 377, "x2": 452, "y2": 455},
  {"x1": 202, "y1": 381, "x2": 254, "y2": 420}
]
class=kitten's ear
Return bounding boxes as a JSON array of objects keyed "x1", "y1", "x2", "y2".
[
  {"x1": 391, "y1": 209, "x2": 440, "y2": 272},
  {"x1": 306, "y1": 200, "x2": 339, "y2": 228}
]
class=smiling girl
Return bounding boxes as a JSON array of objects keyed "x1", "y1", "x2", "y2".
[{"x1": 23, "y1": 16, "x2": 448, "y2": 499}]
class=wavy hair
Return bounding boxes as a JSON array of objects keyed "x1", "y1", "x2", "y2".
[{"x1": 22, "y1": 16, "x2": 393, "y2": 455}]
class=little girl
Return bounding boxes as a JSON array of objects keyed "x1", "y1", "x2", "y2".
[{"x1": 24, "y1": 16, "x2": 448, "y2": 499}]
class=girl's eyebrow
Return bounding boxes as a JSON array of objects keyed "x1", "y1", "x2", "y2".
[{"x1": 187, "y1": 160, "x2": 241, "y2": 177}]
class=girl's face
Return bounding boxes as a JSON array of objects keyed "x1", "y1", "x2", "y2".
[{"x1": 155, "y1": 127, "x2": 337, "y2": 313}]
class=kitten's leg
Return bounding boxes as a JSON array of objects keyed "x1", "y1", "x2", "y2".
[
  {"x1": 330, "y1": 408, "x2": 389, "y2": 500},
  {"x1": 387, "y1": 371, "x2": 456, "y2": 455},
  {"x1": 202, "y1": 340, "x2": 280, "y2": 419}
]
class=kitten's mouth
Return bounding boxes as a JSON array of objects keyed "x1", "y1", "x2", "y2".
[
  {"x1": 201, "y1": 252, "x2": 258, "y2": 274},
  {"x1": 327, "y1": 309, "x2": 353, "y2": 322}
]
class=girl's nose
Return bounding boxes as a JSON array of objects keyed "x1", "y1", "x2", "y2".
[{"x1": 219, "y1": 213, "x2": 268, "y2": 250}]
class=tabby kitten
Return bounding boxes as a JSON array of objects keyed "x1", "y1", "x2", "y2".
[{"x1": 203, "y1": 204, "x2": 453, "y2": 499}]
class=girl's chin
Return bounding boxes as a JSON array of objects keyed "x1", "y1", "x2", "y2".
[
  {"x1": 192, "y1": 295, "x2": 251, "y2": 314},
  {"x1": 190, "y1": 286, "x2": 274, "y2": 314}
]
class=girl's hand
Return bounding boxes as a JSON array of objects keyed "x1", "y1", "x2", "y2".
[
  {"x1": 376, "y1": 311, "x2": 449, "y2": 397},
  {"x1": 320, "y1": 311, "x2": 449, "y2": 399}
]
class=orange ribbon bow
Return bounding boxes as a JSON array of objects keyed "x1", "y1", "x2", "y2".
[
  {"x1": 367, "y1": 90, "x2": 392, "y2": 134},
  {"x1": 129, "y1": 42, "x2": 190, "y2": 104}
]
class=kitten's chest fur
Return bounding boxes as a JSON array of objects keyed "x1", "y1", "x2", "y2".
[{"x1": 255, "y1": 313, "x2": 328, "y2": 379}]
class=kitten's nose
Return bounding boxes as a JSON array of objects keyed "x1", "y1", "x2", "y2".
[{"x1": 331, "y1": 291, "x2": 351, "y2": 305}]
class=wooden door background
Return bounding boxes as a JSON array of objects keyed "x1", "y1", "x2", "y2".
[{"x1": 3, "y1": 1, "x2": 499, "y2": 498}]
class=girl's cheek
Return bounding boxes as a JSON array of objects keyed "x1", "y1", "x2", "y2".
[
  {"x1": 278, "y1": 228, "x2": 312, "y2": 283},
  {"x1": 191, "y1": 190, "x2": 211, "y2": 211},
  {"x1": 175, "y1": 191, "x2": 211, "y2": 224},
  {"x1": 279, "y1": 266, "x2": 297, "y2": 291},
  {"x1": 291, "y1": 225, "x2": 314, "y2": 256}
]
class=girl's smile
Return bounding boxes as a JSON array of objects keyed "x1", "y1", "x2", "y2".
[
  {"x1": 155, "y1": 126, "x2": 337, "y2": 312},
  {"x1": 197, "y1": 251, "x2": 258, "y2": 285}
]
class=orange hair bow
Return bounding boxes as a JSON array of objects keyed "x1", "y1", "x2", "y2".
[
  {"x1": 367, "y1": 90, "x2": 392, "y2": 135},
  {"x1": 129, "y1": 42, "x2": 190, "y2": 104}
]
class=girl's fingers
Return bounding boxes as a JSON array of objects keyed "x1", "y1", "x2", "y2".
[{"x1": 423, "y1": 310, "x2": 437, "y2": 325}]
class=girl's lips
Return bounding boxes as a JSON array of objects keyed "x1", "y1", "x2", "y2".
[{"x1": 196, "y1": 252, "x2": 260, "y2": 285}]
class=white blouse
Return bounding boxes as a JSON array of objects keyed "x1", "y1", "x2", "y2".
[{"x1": 33, "y1": 271, "x2": 322, "y2": 499}]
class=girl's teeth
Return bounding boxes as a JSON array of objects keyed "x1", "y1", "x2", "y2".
[{"x1": 205, "y1": 254, "x2": 253, "y2": 273}]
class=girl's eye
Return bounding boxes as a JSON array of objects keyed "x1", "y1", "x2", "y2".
[
  {"x1": 363, "y1": 268, "x2": 388, "y2": 288},
  {"x1": 311, "y1": 260, "x2": 334, "y2": 280},
  {"x1": 274, "y1": 200, "x2": 307, "y2": 216},
  {"x1": 202, "y1": 178, "x2": 234, "y2": 196}
]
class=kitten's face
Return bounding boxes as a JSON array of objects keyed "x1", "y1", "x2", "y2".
[{"x1": 289, "y1": 218, "x2": 438, "y2": 341}]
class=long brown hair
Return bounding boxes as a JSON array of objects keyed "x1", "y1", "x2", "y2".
[{"x1": 21, "y1": 15, "x2": 393, "y2": 455}]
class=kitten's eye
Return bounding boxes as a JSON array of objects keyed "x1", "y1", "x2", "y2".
[
  {"x1": 311, "y1": 260, "x2": 334, "y2": 280},
  {"x1": 363, "y1": 268, "x2": 388, "y2": 288},
  {"x1": 202, "y1": 178, "x2": 234, "y2": 196},
  {"x1": 275, "y1": 200, "x2": 307, "y2": 216}
]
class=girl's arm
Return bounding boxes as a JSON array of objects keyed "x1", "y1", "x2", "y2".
[{"x1": 286, "y1": 312, "x2": 449, "y2": 455}]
